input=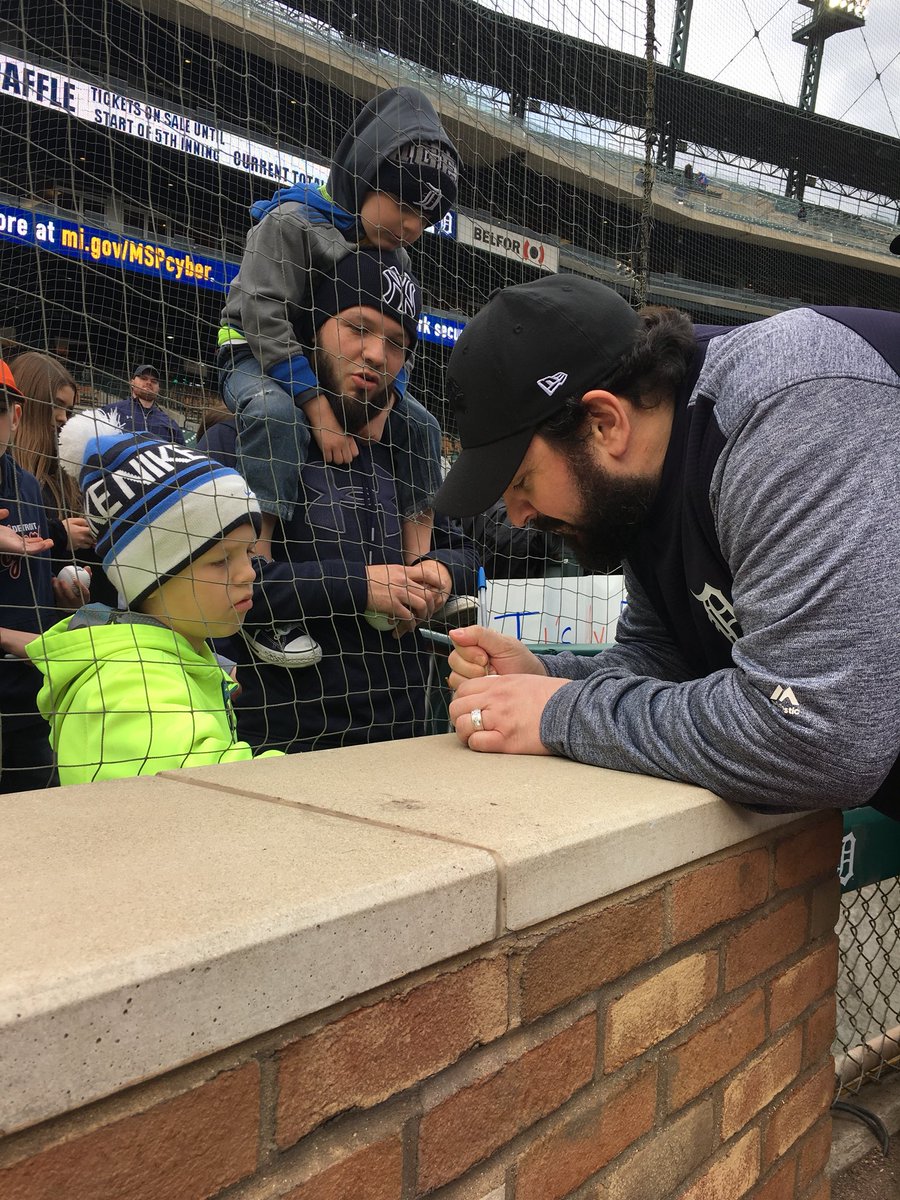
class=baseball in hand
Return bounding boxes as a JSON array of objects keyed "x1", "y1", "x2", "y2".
[{"x1": 58, "y1": 564, "x2": 92, "y2": 590}]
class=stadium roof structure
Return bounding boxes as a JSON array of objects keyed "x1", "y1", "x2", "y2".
[{"x1": 290, "y1": 0, "x2": 900, "y2": 201}]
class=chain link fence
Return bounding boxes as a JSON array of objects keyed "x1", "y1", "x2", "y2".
[{"x1": 835, "y1": 814, "x2": 900, "y2": 1096}]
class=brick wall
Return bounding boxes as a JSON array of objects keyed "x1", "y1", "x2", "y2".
[{"x1": 0, "y1": 811, "x2": 841, "y2": 1200}]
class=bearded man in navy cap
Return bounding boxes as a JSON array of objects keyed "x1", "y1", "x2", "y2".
[{"x1": 216, "y1": 248, "x2": 478, "y2": 754}]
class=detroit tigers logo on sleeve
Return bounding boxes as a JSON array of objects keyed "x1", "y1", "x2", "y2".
[{"x1": 691, "y1": 582, "x2": 742, "y2": 644}]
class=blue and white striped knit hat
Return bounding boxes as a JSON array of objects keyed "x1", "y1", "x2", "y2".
[{"x1": 60, "y1": 409, "x2": 260, "y2": 607}]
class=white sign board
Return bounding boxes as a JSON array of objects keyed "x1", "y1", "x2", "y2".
[
  {"x1": 457, "y1": 214, "x2": 559, "y2": 272},
  {"x1": 1, "y1": 53, "x2": 329, "y2": 187},
  {"x1": 486, "y1": 575, "x2": 626, "y2": 645},
  {"x1": 0, "y1": 53, "x2": 458, "y2": 237}
]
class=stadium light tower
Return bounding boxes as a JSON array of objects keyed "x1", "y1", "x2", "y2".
[
  {"x1": 668, "y1": 0, "x2": 694, "y2": 71},
  {"x1": 654, "y1": 0, "x2": 695, "y2": 168},
  {"x1": 793, "y1": 0, "x2": 869, "y2": 113},
  {"x1": 787, "y1": 0, "x2": 868, "y2": 196}
]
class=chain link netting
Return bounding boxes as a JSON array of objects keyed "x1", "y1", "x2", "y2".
[{"x1": 835, "y1": 879, "x2": 900, "y2": 1095}]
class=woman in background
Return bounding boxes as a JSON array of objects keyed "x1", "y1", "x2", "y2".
[{"x1": 10, "y1": 352, "x2": 115, "y2": 604}]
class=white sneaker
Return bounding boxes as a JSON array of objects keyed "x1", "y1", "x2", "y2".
[{"x1": 243, "y1": 625, "x2": 322, "y2": 668}]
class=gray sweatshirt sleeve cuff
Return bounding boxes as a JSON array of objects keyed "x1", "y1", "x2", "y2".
[
  {"x1": 539, "y1": 678, "x2": 589, "y2": 754},
  {"x1": 539, "y1": 652, "x2": 603, "y2": 680}
]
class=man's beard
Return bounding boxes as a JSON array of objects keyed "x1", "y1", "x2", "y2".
[
  {"x1": 532, "y1": 440, "x2": 659, "y2": 573},
  {"x1": 314, "y1": 352, "x2": 393, "y2": 435}
]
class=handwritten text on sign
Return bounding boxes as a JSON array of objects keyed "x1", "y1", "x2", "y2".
[{"x1": 486, "y1": 576, "x2": 626, "y2": 645}]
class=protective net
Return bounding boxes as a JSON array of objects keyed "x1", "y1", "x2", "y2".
[
  {"x1": 0, "y1": 0, "x2": 897, "y2": 789},
  {"x1": 836, "y1": 883, "x2": 900, "y2": 1095}
]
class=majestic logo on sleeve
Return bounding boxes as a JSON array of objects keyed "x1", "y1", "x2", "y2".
[
  {"x1": 770, "y1": 684, "x2": 801, "y2": 715},
  {"x1": 537, "y1": 372, "x2": 568, "y2": 396},
  {"x1": 691, "y1": 582, "x2": 741, "y2": 644},
  {"x1": 381, "y1": 266, "x2": 418, "y2": 320}
]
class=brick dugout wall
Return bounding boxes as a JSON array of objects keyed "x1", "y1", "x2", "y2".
[{"x1": 0, "y1": 810, "x2": 840, "y2": 1200}]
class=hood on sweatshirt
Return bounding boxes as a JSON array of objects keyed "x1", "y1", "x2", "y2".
[
  {"x1": 248, "y1": 180, "x2": 358, "y2": 229},
  {"x1": 327, "y1": 86, "x2": 459, "y2": 220},
  {"x1": 26, "y1": 606, "x2": 230, "y2": 719}
]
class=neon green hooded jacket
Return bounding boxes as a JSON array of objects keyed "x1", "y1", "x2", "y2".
[{"x1": 27, "y1": 608, "x2": 281, "y2": 784}]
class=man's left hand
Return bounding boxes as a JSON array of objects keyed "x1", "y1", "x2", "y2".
[{"x1": 448, "y1": 673, "x2": 572, "y2": 755}]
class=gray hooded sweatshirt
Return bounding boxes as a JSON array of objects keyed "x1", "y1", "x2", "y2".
[{"x1": 539, "y1": 308, "x2": 900, "y2": 815}]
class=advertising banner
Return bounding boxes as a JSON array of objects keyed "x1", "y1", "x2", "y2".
[
  {"x1": 0, "y1": 201, "x2": 466, "y2": 348},
  {"x1": 0, "y1": 201, "x2": 235, "y2": 291},
  {"x1": 1, "y1": 52, "x2": 328, "y2": 188},
  {"x1": 416, "y1": 311, "x2": 465, "y2": 348},
  {"x1": 0, "y1": 52, "x2": 456, "y2": 238},
  {"x1": 456, "y1": 214, "x2": 559, "y2": 272}
]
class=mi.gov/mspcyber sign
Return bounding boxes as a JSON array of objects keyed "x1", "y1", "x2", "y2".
[
  {"x1": 0, "y1": 202, "x2": 235, "y2": 292},
  {"x1": 0, "y1": 201, "x2": 467, "y2": 341}
]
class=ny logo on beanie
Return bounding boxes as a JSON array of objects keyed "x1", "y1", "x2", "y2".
[
  {"x1": 382, "y1": 265, "x2": 419, "y2": 320},
  {"x1": 307, "y1": 250, "x2": 422, "y2": 350}
]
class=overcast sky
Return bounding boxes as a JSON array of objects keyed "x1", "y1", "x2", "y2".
[{"x1": 479, "y1": 0, "x2": 899, "y2": 137}]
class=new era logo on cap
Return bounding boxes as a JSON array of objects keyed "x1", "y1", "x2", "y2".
[{"x1": 537, "y1": 371, "x2": 569, "y2": 396}]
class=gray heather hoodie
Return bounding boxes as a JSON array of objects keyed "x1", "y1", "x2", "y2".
[{"x1": 539, "y1": 308, "x2": 900, "y2": 814}]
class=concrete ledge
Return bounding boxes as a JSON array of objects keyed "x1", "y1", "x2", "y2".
[
  {"x1": 177, "y1": 736, "x2": 795, "y2": 930},
  {"x1": 0, "y1": 735, "x2": 797, "y2": 1134}
]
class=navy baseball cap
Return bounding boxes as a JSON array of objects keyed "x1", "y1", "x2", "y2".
[
  {"x1": 433, "y1": 275, "x2": 641, "y2": 517},
  {"x1": 131, "y1": 364, "x2": 160, "y2": 379}
]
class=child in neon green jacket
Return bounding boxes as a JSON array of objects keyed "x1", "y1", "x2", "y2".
[{"x1": 27, "y1": 409, "x2": 282, "y2": 783}]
